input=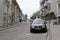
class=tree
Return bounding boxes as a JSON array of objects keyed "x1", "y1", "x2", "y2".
[
  {"x1": 32, "y1": 11, "x2": 40, "y2": 19},
  {"x1": 45, "y1": 12, "x2": 56, "y2": 20}
]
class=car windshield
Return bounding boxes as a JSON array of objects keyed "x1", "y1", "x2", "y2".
[{"x1": 33, "y1": 20, "x2": 44, "y2": 24}]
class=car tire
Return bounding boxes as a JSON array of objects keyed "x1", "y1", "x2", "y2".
[
  {"x1": 43, "y1": 25, "x2": 47, "y2": 33},
  {"x1": 30, "y1": 28, "x2": 34, "y2": 33},
  {"x1": 30, "y1": 29, "x2": 33, "y2": 33},
  {"x1": 45, "y1": 26, "x2": 47, "y2": 32}
]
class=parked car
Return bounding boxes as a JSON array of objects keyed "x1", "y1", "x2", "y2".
[
  {"x1": 29, "y1": 19, "x2": 33, "y2": 24},
  {"x1": 30, "y1": 18, "x2": 47, "y2": 33}
]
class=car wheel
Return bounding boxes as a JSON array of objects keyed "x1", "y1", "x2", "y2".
[
  {"x1": 30, "y1": 28, "x2": 34, "y2": 33},
  {"x1": 30, "y1": 29, "x2": 33, "y2": 33},
  {"x1": 44, "y1": 26, "x2": 47, "y2": 32},
  {"x1": 43, "y1": 26, "x2": 47, "y2": 33}
]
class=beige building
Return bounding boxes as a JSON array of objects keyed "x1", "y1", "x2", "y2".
[
  {"x1": 0, "y1": 0, "x2": 8, "y2": 27},
  {"x1": 57, "y1": 0, "x2": 60, "y2": 23},
  {"x1": 40, "y1": 0, "x2": 60, "y2": 23},
  {"x1": 11, "y1": 0, "x2": 23, "y2": 23},
  {"x1": 0, "y1": 0, "x2": 23, "y2": 27},
  {"x1": 40, "y1": 0, "x2": 51, "y2": 19},
  {"x1": 0, "y1": 0, "x2": 3, "y2": 27},
  {"x1": 48, "y1": 0, "x2": 58, "y2": 15},
  {"x1": 46, "y1": 0, "x2": 60, "y2": 23}
]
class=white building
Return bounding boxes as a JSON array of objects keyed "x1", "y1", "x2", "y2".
[
  {"x1": 40, "y1": 0, "x2": 51, "y2": 18},
  {"x1": 48, "y1": 0, "x2": 60, "y2": 23},
  {"x1": 0, "y1": 0, "x2": 23, "y2": 27},
  {"x1": 57, "y1": 0, "x2": 60, "y2": 23},
  {"x1": 49, "y1": 0, "x2": 58, "y2": 15},
  {"x1": 40, "y1": 0, "x2": 60, "y2": 23}
]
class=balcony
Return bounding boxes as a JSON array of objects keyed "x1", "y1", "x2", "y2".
[{"x1": 45, "y1": 3, "x2": 51, "y2": 11}]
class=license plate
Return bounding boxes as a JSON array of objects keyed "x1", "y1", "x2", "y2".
[{"x1": 35, "y1": 28, "x2": 41, "y2": 30}]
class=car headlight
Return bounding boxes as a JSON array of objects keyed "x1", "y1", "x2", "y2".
[{"x1": 32, "y1": 26, "x2": 35, "y2": 28}]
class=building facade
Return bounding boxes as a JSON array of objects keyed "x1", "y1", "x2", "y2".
[
  {"x1": 57, "y1": 0, "x2": 60, "y2": 23},
  {"x1": 11, "y1": 0, "x2": 23, "y2": 23},
  {"x1": 0, "y1": 0, "x2": 4, "y2": 27},
  {"x1": 40, "y1": 0, "x2": 60, "y2": 23},
  {"x1": 46, "y1": 0, "x2": 60, "y2": 23},
  {"x1": 0, "y1": 0, "x2": 9, "y2": 27},
  {"x1": 40, "y1": 0, "x2": 51, "y2": 20},
  {"x1": 0, "y1": 0, "x2": 23, "y2": 27}
]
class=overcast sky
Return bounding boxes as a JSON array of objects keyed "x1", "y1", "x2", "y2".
[{"x1": 16, "y1": 0, "x2": 40, "y2": 19}]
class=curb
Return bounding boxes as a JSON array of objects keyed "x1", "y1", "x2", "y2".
[
  {"x1": 0, "y1": 23, "x2": 20, "y2": 31},
  {"x1": 0, "y1": 26, "x2": 16, "y2": 31},
  {"x1": 47, "y1": 29, "x2": 49, "y2": 40}
]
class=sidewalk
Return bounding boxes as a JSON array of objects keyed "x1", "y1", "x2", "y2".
[
  {"x1": 47, "y1": 20, "x2": 60, "y2": 40},
  {"x1": 51, "y1": 22, "x2": 60, "y2": 40},
  {"x1": 0, "y1": 21, "x2": 28, "y2": 31},
  {"x1": 0, "y1": 22, "x2": 20, "y2": 31}
]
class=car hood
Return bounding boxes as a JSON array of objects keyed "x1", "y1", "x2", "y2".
[{"x1": 32, "y1": 24, "x2": 44, "y2": 26}]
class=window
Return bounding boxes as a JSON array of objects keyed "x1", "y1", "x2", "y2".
[{"x1": 3, "y1": 0, "x2": 9, "y2": 6}]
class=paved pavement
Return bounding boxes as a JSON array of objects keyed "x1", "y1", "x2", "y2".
[
  {"x1": 0, "y1": 22, "x2": 48, "y2": 40},
  {"x1": 47, "y1": 20, "x2": 60, "y2": 40},
  {"x1": 0, "y1": 22, "x2": 20, "y2": 31},
  {"x1": 50, "y1": 21, "x2": 60, "y2": 40}
]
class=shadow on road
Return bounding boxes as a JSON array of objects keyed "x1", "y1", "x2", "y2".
[{"x1": 30, "y1": 29, "x2": 48, "y2": 34}]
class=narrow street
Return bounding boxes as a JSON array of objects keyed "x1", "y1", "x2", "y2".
[
  {"x1": 0, "y1": 0, "x2": 60, "y2": 40},
  {"x1": 0, "y1": 22, "x2": 48, "y2": 40}
]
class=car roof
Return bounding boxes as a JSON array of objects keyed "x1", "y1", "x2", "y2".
[
  {"x1": 34, "y1": 18, "x2": 43, "y2": 21},
  {"x1": 32, "y1": 19, "x2": 44, "y2": 24}
]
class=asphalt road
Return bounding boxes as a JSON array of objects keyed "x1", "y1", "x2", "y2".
[{"x1": 0, "y1": 22, "x2": 48, "y2": 40}]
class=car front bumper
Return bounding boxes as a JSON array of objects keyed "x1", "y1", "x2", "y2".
[{"x1": 32, "y1": 27, "x2": 45, "y2": 31}]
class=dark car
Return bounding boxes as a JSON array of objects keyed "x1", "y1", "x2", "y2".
[{"x1": 30, "y1": 18, "x2": 47, "y2": 33}]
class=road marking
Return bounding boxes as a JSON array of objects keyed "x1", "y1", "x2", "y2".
[
  {"x1": 26, "y1": 34, "x2": 30, "y2": 36},
  {"x1": 43, "y1": 33, "x2": 47, "y2": 35}
]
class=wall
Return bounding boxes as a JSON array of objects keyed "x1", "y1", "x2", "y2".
[
  {"x1": 0, "y1": 0, "x2": 3, "y2": 27},
  {"x1": 49, "y1": 0, "x2": 58, "y2": 16}
]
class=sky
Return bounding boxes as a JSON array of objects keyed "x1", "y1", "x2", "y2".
[{"x1": 16, "y1": 0, "x2": 40, "y2": 19}]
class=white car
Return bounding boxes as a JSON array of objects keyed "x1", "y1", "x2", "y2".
[{"x1": 30, "y1": 19, "x2": 47, "y2": 33}]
